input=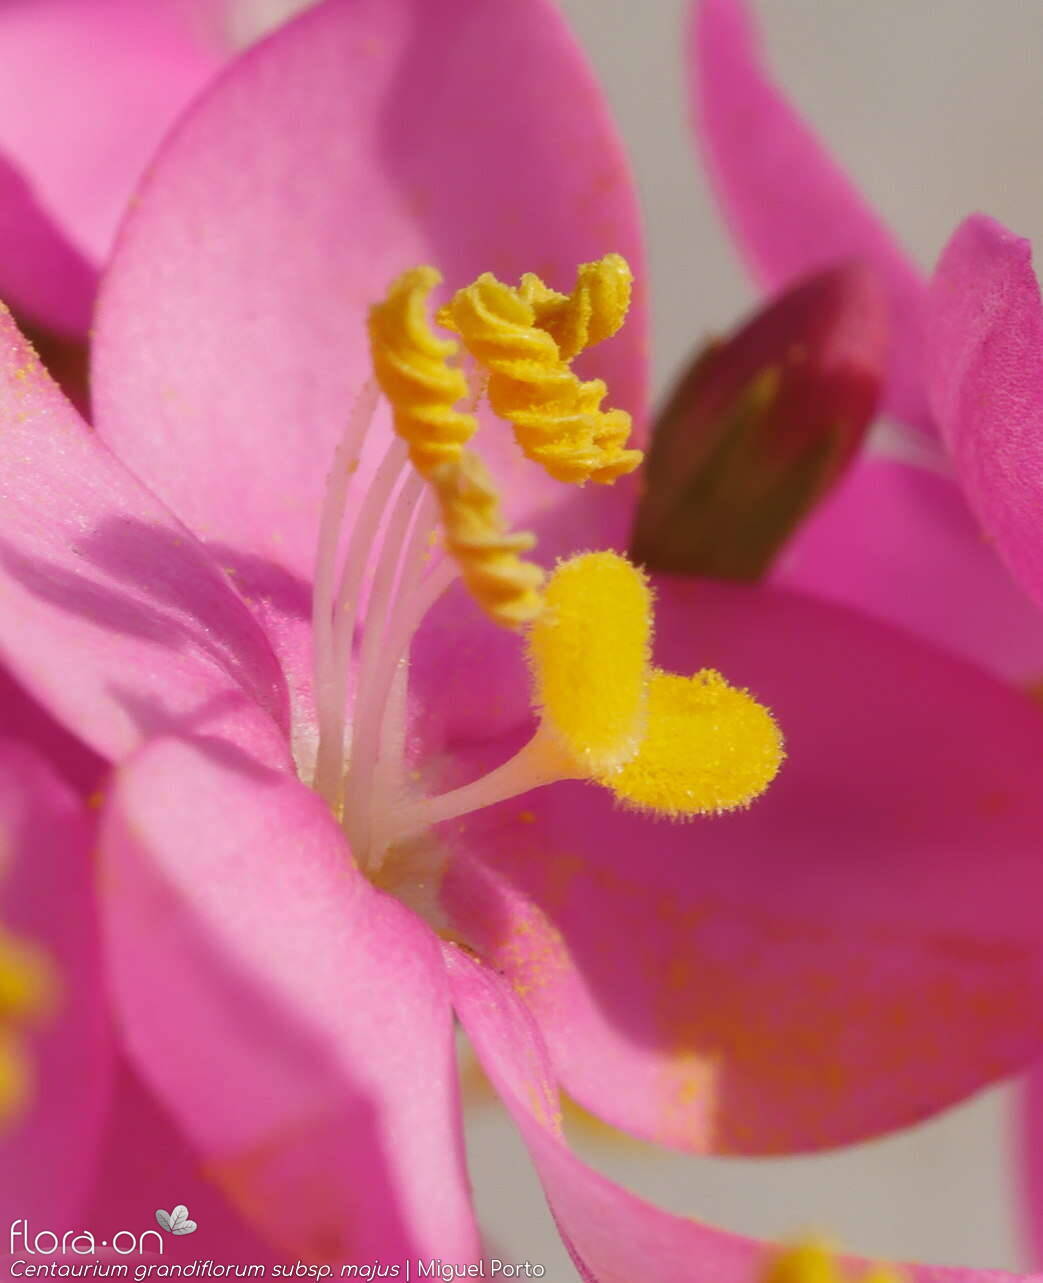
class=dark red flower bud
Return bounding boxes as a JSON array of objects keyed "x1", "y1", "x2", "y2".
[{"x1": 630, "y1": 262, "x2": 888, "y2": 580}]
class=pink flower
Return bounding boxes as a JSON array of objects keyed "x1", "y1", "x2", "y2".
[
  {"x1": 690, "y1": 0, "x2": 1043, "y2": 682},
  {"x1": 5, "y1": 0, "x2": 1043, "y2": 1266}
]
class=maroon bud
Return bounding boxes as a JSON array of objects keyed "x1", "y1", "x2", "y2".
[{"x1": 630, "y1": 261, "x2": 888, "y2": 580}]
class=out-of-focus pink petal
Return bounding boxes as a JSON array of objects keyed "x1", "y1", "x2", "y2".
[
  {"x1": 691, "y1": 0, "x2": 929, "y2": 430},
  {"x1": 0, "y1": 741, "x2": 110, "y2": 1225},
  {"x1": 100, "y1": 737, "x2": 478, "y2": 1264},
  {"x1": 93, "y1": 0, "x2": 647, "y2": 662},
  {"x1": 90, "y1": 1060, "x2": 282, "y2": 1266},
  {"x1": 0, "y1": 148, "x2": 97, "y2": 336},
  {"x1": 0, "y1": 0, "x2": 221, "y2": 274},
  {"x1": 927, "y1": 215, "x2": 1043, "y2": 615},
  {"x1": 777, "y1": 455, "x2": 1043, "y2": 682},
  {"x1": 0, "y1": 306, "x2": 290, "y2": 766},
  {"x1": 444, "y1": 577, "x2": 1043, "y2": 1154},
  {"x1": 448, "y1": 947, "x2": 1018, "y2": 1283}
]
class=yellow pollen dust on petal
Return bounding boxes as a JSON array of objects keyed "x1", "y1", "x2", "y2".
[
  {"x1": 527, "y1": 551, "x2": 652, "y2": 773},
  {"x1": 762, "y1": 1240, "x2": 904, "y2": 1283},
  {"x1": 0, "y1": 925, "x2": 56, "y2": 1129},
  {"x1": 367, "y1": 266, "x2": 544, "y2": 628},
  {"x1": 437, "y1": 255, "x2": 643, "y2": 484},
  {"x1": 605, "y1": 667, "x2": 783, "y2": 816}
]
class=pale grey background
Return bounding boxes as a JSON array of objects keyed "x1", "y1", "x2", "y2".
[{"x1": 244, "y1": 0, "x2": 1043, "y2": 1274}]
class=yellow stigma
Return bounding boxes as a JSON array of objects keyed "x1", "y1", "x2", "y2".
[
  {"x1": 527, "y1": 552, "x2": 782, "y2": 817},
  {"x1": 527, "y1": 551, "x2": 652, "y2": 773},
  {"x1": 437, "y1": 256, "x2": 642, "y2": 484},
  {"x1": 609, "y1": 668, "x2": 783, "y2": 816},
  {"x1": 763, "y1": 1241, "x2": 903, "y2": 1283},
  {"x1": 0, "y1": 924, "x2": 55, "y2": 1127}
]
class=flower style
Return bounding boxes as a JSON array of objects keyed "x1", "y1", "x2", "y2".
[{"x1": 5, "y1": 0, "x2": 1043, "y2": 1269}]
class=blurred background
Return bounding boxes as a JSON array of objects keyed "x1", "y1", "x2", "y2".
[{"x1": 454, "y1": 0, "x2": 1043, "y2": 1275}]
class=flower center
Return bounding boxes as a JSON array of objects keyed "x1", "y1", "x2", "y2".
[
  {"x1": 309, "y1": 256, "x2": 784, "y2": 882},
  {"x1": 0, "y1": 920, "x2": 54, "y2": 1127}
]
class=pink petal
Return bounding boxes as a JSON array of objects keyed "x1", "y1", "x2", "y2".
[
  {"x1": 927, "y1": 214, "x2": 1043, "y2": 615},
  {"x1": 89, "y1": 1059, "x2": 282, "y2": 1265},
  {"x1": 691, "y1": 0, "x2": 929, "y2": 430},
  {"x1": 448, "y1": 946, "x2": 1019, "y2": 1283},
  {"x1": 0, "y1": 741, "x2": 111, "y2": 1225},
  {"x1": 92, "y1": 0, "x2": 647, "y2": 662},
  {"x1": 776, "y1": 455, "x2": 1043, "y2": 682},
  {"x1": 0, "y1": 147, "x2": 97, "y2": 336},
  {"x1": 100, "y1": 736, "x2": 479, "y2": 1263},
  {"x1": 443, "y1": 577, "x2": 1043, "y2": 1154},
  {"x1": 0, "y1": 664, "x2": 105, "y2": 798},
  {"x1": 0, "y1": 306, "x2": 290, "y2": 765},
  {"x1": 0, "y1": 0, "x2": 222, "y2": 274}
]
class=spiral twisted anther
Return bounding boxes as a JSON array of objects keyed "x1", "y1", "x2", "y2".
[
  {"x1": 368, "y1": 267, "x2": 545, "y2": 629},
  {"x1": 519, "y1": 251, "x2": 633, "y2": 360},
  {"x1": 437, "y1": 258, "x2": 642, "y2": 484},
  {"x1": 367, "y1": 266, "x2": 477, "y2": 477},
  {"x1": 432, "y1": 451, "x2": 545, "y2": 628}
]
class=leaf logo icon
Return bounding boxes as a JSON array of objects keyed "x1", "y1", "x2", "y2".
[{"x1": 155, "y1": 1206, "x2": 198, "y2": 1235}]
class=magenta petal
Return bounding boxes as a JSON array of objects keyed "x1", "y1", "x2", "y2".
[
  {"x1": 927, "y1": 214, "x2": 1043, "y2": 614},
  {"x1": 0, "y1": 0, "x2": 221, "y2": 271},
  {"x1": 691, "y1": 0, "x2": 929, "y2": 430},
  {"x1": 0, "y1": 308, "x2": 290, "y2": 765},
  {"x1": 100, "y1": 737, "x2": 479, "y2": 1263},
  {"x1": 89, "y1": 1060, "x2": 282, "y2": 1265},
  {"x1": 448, "y1": 947, "x2": 1015, "y2": 1283},
  {"x1": 0, "y1": 741, "x2": 110, "y2": 1225},
  {"x1": 444, "y1": 578, "x2": 1043, "y2": 1154},
  {"x1": 777, "y1": 455, "x2": 1043, "y2": 681},
  {"x1": 93, "y1": 0, "x2": 647, "y2": 607},
  {"x1": 0, "y1": 147, "x2": 97, "y2": 336}
]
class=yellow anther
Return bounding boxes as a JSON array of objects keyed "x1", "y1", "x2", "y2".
[
  {"x1": 437, "y1": 258, "x2": 642, "y2": 485},
  {"x1": 433, "y1": 451, "x2": 544, "y2": 628},
  {"x1": 527, "y1": 551, "x2": 651, "y2": 773},
  {"x1": 0, "y1": 925, "x2": 55, "y2": 1129},
  {"x1": 525, "y1": 552, "x2": 783, "y2": 817},
  {"x1": 763, "y1": 1240, "x2": 903, "y2": 1283},
  {"x1": 519, "y1": 252, "x2": 633, "y2": 360},
  {"x1": 367, "y1": 266, "x2": 477, "y2": 476},
  {"x1": 368, "y1": 267, "x2": 544, "y2": 629}
]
